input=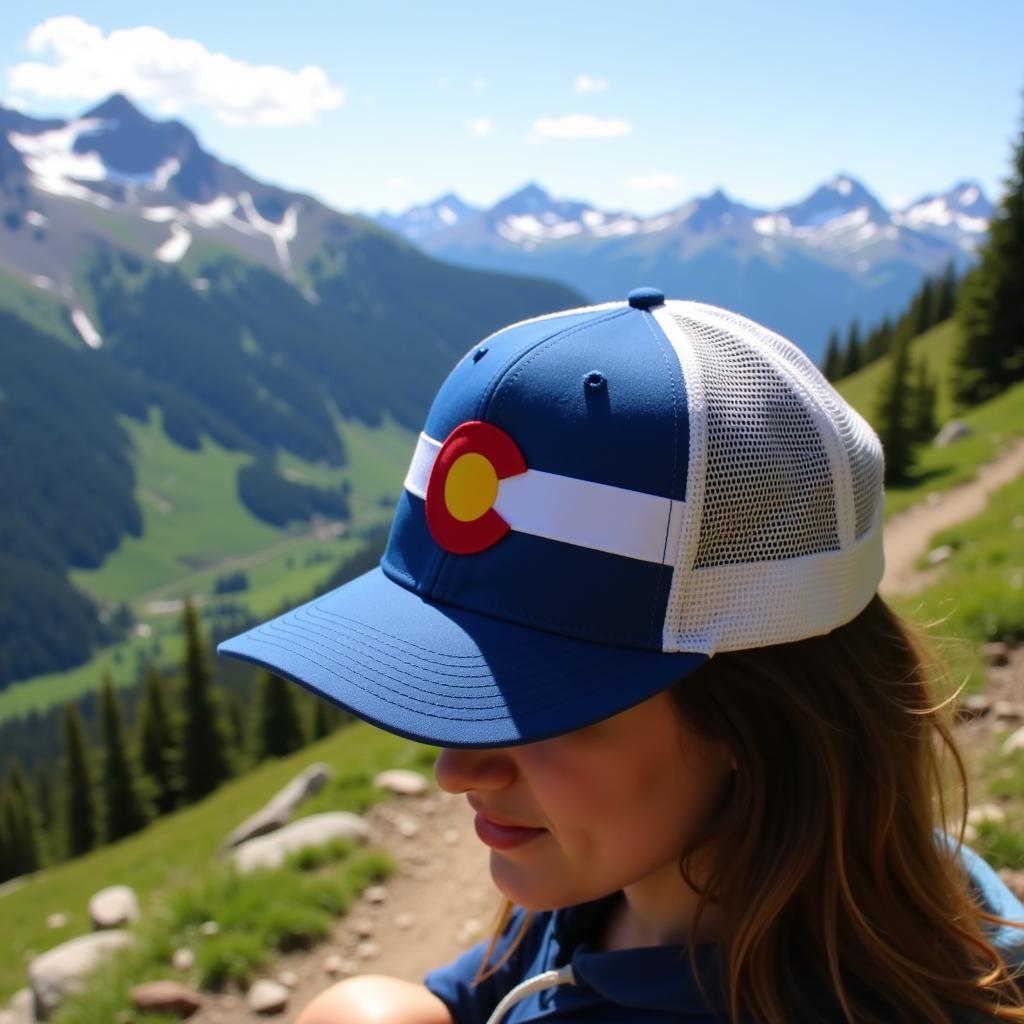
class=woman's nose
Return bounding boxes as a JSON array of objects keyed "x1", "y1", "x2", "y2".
[{"x1": 434, "y1": 746, "x2": 517, "y2": 794}]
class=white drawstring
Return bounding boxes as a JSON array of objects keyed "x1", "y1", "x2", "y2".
[{"x1": 483, "y1": 964, "x2": 577, "y2": 1024}]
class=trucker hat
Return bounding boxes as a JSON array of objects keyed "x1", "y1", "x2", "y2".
[{"x1": 218, "y1": 288, "x2": 885, "y2": 748}]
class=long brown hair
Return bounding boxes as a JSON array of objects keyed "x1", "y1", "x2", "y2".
[{"x1": 474, "y1": 595, "x2": 1024, "y2": 1022}]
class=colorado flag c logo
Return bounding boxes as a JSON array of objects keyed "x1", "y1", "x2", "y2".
[{"x1": 424, "y1": 421, "x2": 528, "y2": 554}]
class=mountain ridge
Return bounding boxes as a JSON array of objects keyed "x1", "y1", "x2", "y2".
[{"x1": 373, "y1": 175, "x2": 990, "y2": 356}]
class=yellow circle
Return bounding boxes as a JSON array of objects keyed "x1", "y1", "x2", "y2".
[{"x1": 445, "y1": 453, "x2": 499, "y2": 522}]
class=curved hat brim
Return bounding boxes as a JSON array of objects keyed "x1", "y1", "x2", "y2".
[{"x1": 217, "y1": 566, "x2": 707, "y2": 749}]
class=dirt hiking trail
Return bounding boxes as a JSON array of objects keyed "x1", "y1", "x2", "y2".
[{"x1": 881, "y1": 437, "x2": 1024, "y2": 596}]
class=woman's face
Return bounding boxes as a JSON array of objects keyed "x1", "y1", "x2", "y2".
[{"x1": 434, "y1": 689, "x2": 735, "y2": 911}]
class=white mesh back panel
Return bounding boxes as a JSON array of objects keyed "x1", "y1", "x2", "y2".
[
  {"x1": 652, "y1": 303, "x2": 885, "y2": 656},
  {"x1": 687, "y1": 302, "x2": 884, "y2": 540}
]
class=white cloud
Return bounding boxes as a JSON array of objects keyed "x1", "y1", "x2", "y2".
[
  {"x1": 531, "y1": 113, "x2": 632, "y2": 141},
  {"x1": 436, "y1": 77, "x2": 450, "y2": 91},
  {"x1": 8, "y1": 16, "x2": 344, "y2": 125},
  {"x1": 2, "y1": 95, "x2": 28, "y2": 112},
  {"x1": 471, "y1": 77, "x2": 487, "y2": 92},
  {"x1": 626, "y1": 172, "x2": 680, "y2": 191},
  {"x1": 466, "y1": 117, "x2": 493, "y2": 137},
  {"x1": 573, "y1": 74, "x2": 608, "y2": 94}
]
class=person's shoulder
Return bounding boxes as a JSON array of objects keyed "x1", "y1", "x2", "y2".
[
  {"x1": 941, "y1": 831, "x2": 1024, "y2": 967},
  {"x1": 424, "y1": 906, "x2": 557, "y2": 1024}
]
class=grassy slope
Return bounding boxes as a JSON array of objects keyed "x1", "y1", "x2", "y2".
[
  {"x1": 0, "y1": 267, "x2": 78, "y2": 346},
  {"x1": 836, "y1": 322, "x2": 1024, "y2": 518},
  {"x1": 0, "y1": 721, "x2": 437, "y2": 1001},
  {"x1": 0, "y1": 410, "x2": 415, "y2": 723}
]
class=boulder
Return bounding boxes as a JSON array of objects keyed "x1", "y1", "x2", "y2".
[
  {"x1": 172, "y1": 947, "x2": 195, "y2": 971},
  {"x1": 0, "y1": 989, "x2": 32, "y2": 1024},
  {"x1": 221, "y1": 763, "x2": 333, "y2": 851},
  {"x1": 925, "y1": 545, "x2": 953, "y2": 567},
  {"x1": 363, "y1": 885, "x2": 388, "y2": 904},
  {"x1": 957, "y1": 694, "x2": 992, "y2": 723},
  {"x1": 373, "y1": 769, "x2": 429, "y2": 796},
  {"x1": 130, "y1": 980, "x2": 203, "y2": 1017},
  {"x1": 1003, "y1": 726, "x2": 1024, "y2": 756},
  {"x1": 994, "y1": 700, "x2": 1024, "y2": 722},
  {"x1": 981, "y1": 641, "x2": 1012, "y2": 667},
  {"x1": 88, "y1": 885, "x2": 140, "y2": 930},
  {"x1": 28, "y1": 930, "x2": 131, "y2": 1019},
  {"x1": 247, "y1": 979, "x2": 290, "y2": 1014},
  {"x1": 231, "y1": 812, "x2": 368, "y2": 873},
  {"x1": 933, "y1": 420, "x2": 973, "y2": 448}
]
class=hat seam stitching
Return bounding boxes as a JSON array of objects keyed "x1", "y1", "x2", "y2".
[{"x1": 638, "y1": 311, "x2": 681, "y2": 649}]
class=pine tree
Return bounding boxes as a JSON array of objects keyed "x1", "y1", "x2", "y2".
[
  {"x1": 35, "y1": 762, "x2": 56, "y2": 834},
  {"x1": 932, "y1": 261, "x2": 958, "y2": 323},
  {"x1": 33, "y1": 761, "x2": 57, "y2": 865},
  {"x1": 60, "y1": 702, "x2": 97, "y2": 858},
  {"x1": 822, "y1": 328, "x2": 843, "y2": 381},
  {"x1": 0, "y1": 782, "x2": 11, "y2": 883},
  {"x1": 910, "y1": 359, "x2": 938, "y2": 444},
  {"x1": 98, "y1": 676, "x2": 151, "y2": 842},
  {"x1": 0, "y1": 785, "x2": 22, "y2": 883},
  {"x1": 137, "y1": 664, "x2": 180, "y2": 816},
  {"x1": 954, "y1": 102, "x2": 1024, "y2": 404},
  {"x1": 913, "y1": 279, "x2": 935, "y2": 336},
  {"x1": 0, "y1": 760, "x2": 41, "y2": 879},
  {"x1": 310, "y1": 697, "x2": 337, "y2": 741},
  {"x1": 841, "y1": 320, "x2": 863, "y2": 378},
  {"x1": 224, "y1": 691, "x2": 248, "y2": 763},
  {"x1": 178, "y1": 600, "x2": 232, "y2": 803},
  {"x1": 875, "y1": 331, "x2": 915, "y2": 484},
  {"x1": 249, "y1": 672, "x2": 307, "y2": 762}
]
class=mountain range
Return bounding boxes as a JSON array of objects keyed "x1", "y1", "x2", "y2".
[
  {"x1": 374, "y1": 177, "x2": 990, "y2": 357},
  {"x1": 0, "y1": 91, "x2": 994, "y2": 690},
  {"x1": 0, "y1": 93, "x2": 580, "y2": 689}
]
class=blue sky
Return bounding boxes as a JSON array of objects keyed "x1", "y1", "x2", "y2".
[{"x1": 2, "y1": 1, "x2": 1022, "y2": 216}]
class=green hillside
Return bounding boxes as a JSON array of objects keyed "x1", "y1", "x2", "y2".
[
  {"x1": 836, "y1": 322, "x2": 1024, "y2": 518},
  {"x1": 836, "y1": 319, "x2": 960, "y2": 427},
  {"x1": 0, "y1": 267, "x2": 77, "y2": 346},
  {"x1": 0, "y1": 720, "x2": 436, "y2": 1002},
  {"x1": 0, "y1": 408, "x2": 415, "y2": 723}
]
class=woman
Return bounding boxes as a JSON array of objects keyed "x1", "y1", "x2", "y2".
[{"x1": 220, "y1": 290, "x2": 1024, "y2": 1021}]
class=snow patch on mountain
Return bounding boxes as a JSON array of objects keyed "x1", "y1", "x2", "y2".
[
  {"x1": 8, "y1": 117, "x2": 180, "y2": 199},
  {"x1": 9, "y1": 118, "x2": 112, "y2": 205},
  {"x1": 155, "y1": 222, "x2": 192, "y2": 263},
  {"x1": 188, "y1": 195, "x2": 239, "y2": 229},
  {"x1": 70, "y1": 308, "x2": 102, "y2": 349},
  {"x1": 141, "y1": 206, "x2": 178, "y2": 222},
  {"x1": 238, "y1": 191, "x2": 298, "y2": 274}
]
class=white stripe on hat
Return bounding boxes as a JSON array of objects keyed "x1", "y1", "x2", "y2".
[{"x1": 403, "y1": 432, "x2": 683, "y2": 565}]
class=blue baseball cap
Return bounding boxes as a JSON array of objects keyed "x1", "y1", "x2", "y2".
[{"x1": 218, "y1": 289, "x2": 884, "y2": 748}]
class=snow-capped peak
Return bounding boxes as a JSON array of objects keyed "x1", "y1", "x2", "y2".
[
  {"x1": 777, "y1": 174, "x2": 889, "y2": 230},
  {"x1": 893, "y1": 180, "x2": 991, "y2": 246}
]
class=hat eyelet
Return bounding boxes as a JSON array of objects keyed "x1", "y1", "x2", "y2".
[
  {"x1": 583, "y1": 370, "x2": 607, "y2": 391},
  {"x1": 472, "y1": 346, "x2": 489, "y2": 363}
]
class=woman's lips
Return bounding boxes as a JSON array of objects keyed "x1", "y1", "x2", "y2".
[{"x1": 473, "y1": 812, "x2": 547, "y2": 851}]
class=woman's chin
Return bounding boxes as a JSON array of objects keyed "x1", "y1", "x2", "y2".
[{"x1": 488, "y1": 855, "x2": 582, "y2": 912}]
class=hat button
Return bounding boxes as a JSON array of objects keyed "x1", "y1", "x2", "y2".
[{"x1": 627, "y1": 287, "x2": 665, "y2": 310}]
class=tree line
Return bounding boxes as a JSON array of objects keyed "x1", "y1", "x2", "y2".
[
  {"x1": 821, "y1": 261, "x2": 961, "y2": 385},
  {"x1": 0, "y1": 599, "x2": 350, "y2": 883},
  {"x1": 0, "y1": 524, "x2": 390, "y2": 883},
  {"x1": 818, "y1": 100, "x2": 1024, "y2": 485}
]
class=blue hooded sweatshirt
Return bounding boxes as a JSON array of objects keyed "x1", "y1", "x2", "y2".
[{"x1": 425, "y1": 841, "x2": 1024, "y2": 1024}]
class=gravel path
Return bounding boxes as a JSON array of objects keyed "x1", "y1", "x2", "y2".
[
  {"x1": 881, "y1": 436, "x2": 1024, "y2": 596},
  {"x1": 191, "y1": 790, "x2": 497, "y2": 1023}
]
